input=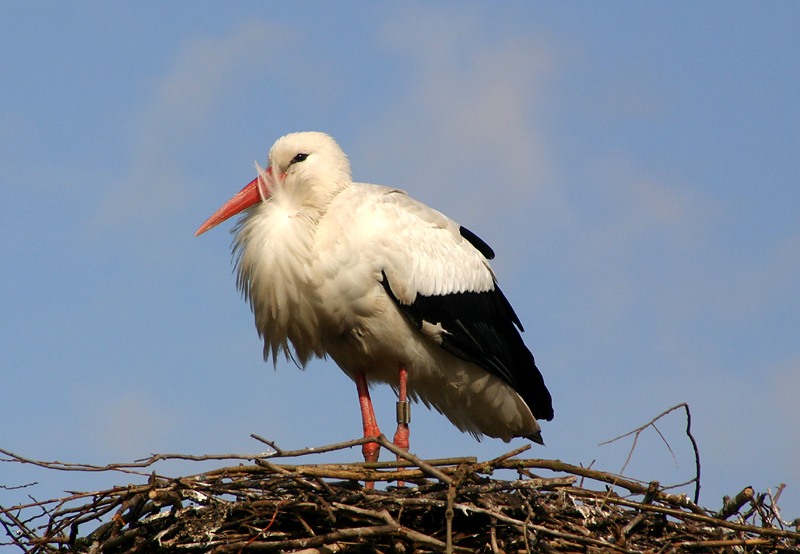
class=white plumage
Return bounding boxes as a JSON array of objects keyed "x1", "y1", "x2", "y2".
[{"x1": 197, "y1": 132, "x2": 552, "y2": 454}]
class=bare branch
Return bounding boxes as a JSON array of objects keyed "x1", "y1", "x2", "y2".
[{"x1": 598, "y1": 403, "x2": 701, "y2": 504}]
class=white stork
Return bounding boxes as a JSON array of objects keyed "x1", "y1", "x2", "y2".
[{"x1": 196, "y1": 132, "x2": 553, "y2": 464}]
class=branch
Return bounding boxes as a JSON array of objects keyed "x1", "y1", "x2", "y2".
[{"x1": 599, "y1": 403, "x2": 701, "y2": 503}]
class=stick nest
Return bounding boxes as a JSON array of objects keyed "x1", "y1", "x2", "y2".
[{"x1": 2, "y1": 434, "x2": 798, "y2": 554}]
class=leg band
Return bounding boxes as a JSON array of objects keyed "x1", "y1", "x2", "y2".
[{"x1": 396, "y1": 400, "x2": 411, "y2": 424}]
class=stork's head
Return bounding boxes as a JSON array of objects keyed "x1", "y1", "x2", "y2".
[
  {"x1": 268, "y1": 132, "x2": 351, "y2": 188},
  {"x1": 195, "y1": 132, "x2": 351, "y2": 236}
]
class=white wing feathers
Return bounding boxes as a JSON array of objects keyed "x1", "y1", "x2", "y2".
[{"x1": 329, "y1": 183, "x2": 496, "y2": 304}]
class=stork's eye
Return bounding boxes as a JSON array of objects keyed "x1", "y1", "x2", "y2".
[{"x1": 289, "y1": 153, "x2": 309, "y2": 166}]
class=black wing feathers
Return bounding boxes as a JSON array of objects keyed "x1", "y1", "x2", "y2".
[
  {"x1": 459, "y1": 226, "x2": 495, "y2": 259},
  {"x1": 380, "y1": 271, "x2": 554, "y2": 421}
]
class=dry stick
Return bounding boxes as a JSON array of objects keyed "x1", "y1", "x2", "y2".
[
  {"x1": 199, "y1": 463, "x2": 441, "y2": 484},
  {"x1": 235, "y1": 498, "x2": 286, "y2": 554},
  {"x1": 1, "y1": 437, "x2": 472, "y2": 488},
  {"x1": 230, "y1": 460, "x2": 465, "y2": 483},
  {"x1": 0, "y1": 447, "x2": 266, "y2": 478},
  {"x1": 252, "y1": 435, "x2": 456, "y2": 485},
  {"x1": 252, "y1": 456, "x2": 477, "y2": 470},
  {"x1": 0, "y1": 486, "x2": 143, "y2": 527},
  {"x1": 679, "y1": 403, "x2": 702, "y2": 503},
  {"x1": 715, "y1": 486, "x2": 754, "y2": 520},
  {"x1": 0, "y1": 482, "x2": 37, "y2": 491},
  {"x1": 56, "y1": 496, "x2": 125, "y2": 546},
  {"x1": 490, "y1": 458, "x2": 706, "y2": 514},
  {"x1": 214, "y1": 457, "x2": 672, "y2": 508},
  {"x1": 531, "y1": 524, "x2": 560, "y2": 554},
  {"x1": 261, "y1": 457, "x2": 476, "y2": 471},
  {"x1": 659, "y1": 476, "x2": 699, "y2": 492},
  {"x1": 678, "y1": 538, "x2": 772, "y2": 548},
  {"x1": 0, "y1": 502, "x2": 54, "y2": 554},
  {"x1": 765, "y1": 485, "x2": 794, "y2": 529},
  {"x1": 250, "y1": 434, "x2": 284, "y2": 455},
  {"x1": 253, "y1": 460, "x2": 321, "y2": 491},
  {"x1": 599, "y1": 403, "x2": 701, "y2": 504},
  {"x1": 578, "y1": 459, "x2": 595, "y2": 489},
  {"x1": 382, "y1": 496, "x2": 637, "y2": 553},
  {"x1": 0, "y1": 448, "x2": 154, "y2": 478},
  {"x1": 459, "y1": 476, "x2": 576, "y2": 495},
  {"x1": 480, "y1": 444, "x2": 532, "y2": 472},
  {"x1": 311, "y1": 476, "x2": 336, "y2": 497},
  {"x1": 358, "y1": 456, "x2": 477, "y2": 469},
  {"x1": 459, "y1": 500, "x2": 637, "y2": 554},
  {"x1": 445, "y1": 465, "x2": 470, "y2": 554},
  {"x1": 176, "y1": 456, "x2": 473, "y2": 489},
  {"x1": 215, "y1": 524, "x2": 462, "y2": 553},
  {"x1": 445, "y1": 490, "x2": 454, "y2": 554},
  {"x1": 0, "y1": 436, "x2": 391, "y2": 477},
  {"x1": 774, "y1": 483, "x2": 786, "y2": 505},
  {"x1": 620, "y1": 480, "x2": 659, "y2": 538},
  {"x1": 250, "y1": 435, "x2": 470, "y2": 490},
  {"x1": 521, "y1": 501, "x2": 533, "y2": 554},
  {"x1": 752, "y1": 491, "x2": 777, "y2": 529},
  {"x1": 580, "y1": 491, "x2": 800, "y2": 540},
  {"x1": 489, "y1": 521, "x2": 503, "y2": 554},
  {"x1": 330, "y1": 502, "x2": 396, "y2": 526},
  {"x1": 249, "y1": 436, "x2": 375, "y2": 459},
  {"x1": 374, "y1": 434, "x2": 453, "y2": 485},
  {"x1": 290, "y1": 544, "x2": 346, "y2": 554}
]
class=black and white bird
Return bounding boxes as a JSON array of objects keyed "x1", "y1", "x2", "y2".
[{"x1": 196, "y1": 132, "x2": 553, "y2": 464}]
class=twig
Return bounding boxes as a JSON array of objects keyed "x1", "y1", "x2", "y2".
[
  {"x1": 0, "y1": 447, "x2": 267, "y2": 476},
  {"x1": 715, "y1": 486, "x2": 754, "y2": 520},
  {"x1": 620, "y1": 480, "x2": 659, "y2": 537},
  {"x1": 250, "y1": 434, "x2": 284, "y2": 455},
  {"x1": 254, "y1": 459, "x2": 321, "y2": 491},
  {"x1": 489, "y1": 458, "x2": 705, "y2": 514},
  {"x1": 250, "y1": 436, "x2": 376, "y2": 459},
  {"x1": 581, "y1": 491, "x2": 800, "y2": 540},
  {"x1": 480, "y1": 444, "x2": 532, "y2": 473},
  {"x1": 599, "y1": 403, "x2": 701, "y2": 503},
  {"x1": 678, "y1": 538, "x2": 772, "y2": 548},
  {"x1": 375, "y1": 434, "x2": 453, "y2": 485}
]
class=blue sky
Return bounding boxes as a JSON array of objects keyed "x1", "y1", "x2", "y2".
[{"x1": 2, "y1": 2, "x2": 799, "y2": 528}]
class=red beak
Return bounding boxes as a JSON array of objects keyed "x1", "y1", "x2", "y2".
[{"x1": 195, "y1": 177, "x2": 263, "y2": 236}]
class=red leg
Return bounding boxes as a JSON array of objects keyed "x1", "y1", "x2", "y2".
[
  {"x1": 355, "y1": 372, "x2": 381, "y2": 466},
  {"x1": 393, "y1": 365, "x2": 410, "y2": 452},
  {"x1": 393, "y1": 365, "x2": 410, "y2": 486}
]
